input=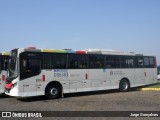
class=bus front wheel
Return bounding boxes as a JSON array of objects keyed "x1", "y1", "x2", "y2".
[
  {"x1": 119, "y1": 79, "x2": 130, "y2": 92},
  {"x1": 45, "y1": 84, "x2": 61, "y2": 99}
]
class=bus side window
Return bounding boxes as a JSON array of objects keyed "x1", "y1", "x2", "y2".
[
  {"x1": 20, "y1": 58, "x2": 41, "y2": 80},
  {"x1": 25, "y1": 59, "x2": 41, "y2": 72},
  {"x1": 22, "y1": 59, "x2": 26, "y2": 71},
  {"x1": 0, "y1": 62, "x2": 1, "y2": 73},
  {"x1": 22, "y1": 59, "x2": 31, "y2": 72},
  {"x1": 135, "y1": 57, "x2": 144, "y2": 68},
  {"x1": 4, "y1": 59, "x2": 9, "y2": 70}
]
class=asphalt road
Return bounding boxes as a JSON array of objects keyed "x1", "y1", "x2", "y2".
[{"x1": 0, "y1": 90, "x2": 160, "y2": 120}]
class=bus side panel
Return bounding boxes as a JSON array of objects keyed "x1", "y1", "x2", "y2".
[
  {"x1": 134, "y1": 68, "x2": 145, "y2": 86},
  {"x1": 145, "y1": 68, "x2": 154, "y2": 85},
  {"x1": 89, "y1": 69, "x2": 111, "y2": 90},
  {"x1": 68, "y1": 69, "x2": 89, "y2": 92},
  {"x1": 38, "y1": 70, "x2": 70, "y2": 95},
  {"x1": 21, "y1": 75, "x2": 37, "y2": 97},
  {"x1": 121, "y1": 69, "x2": 135, "y2": 87},
  {"x1": 108, "y1": 69, "x2": 122, "y2": 89},
  {"x1": 154, "y1": 68, "x2": 158, "y2": 83},
  {"x1": 52, "y1": 69, "x2": 69, "y2": 93}
]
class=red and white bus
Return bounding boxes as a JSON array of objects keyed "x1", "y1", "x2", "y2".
[
  {"x1": 0, "y1": 52, "x2": 10, "y2": 94},
  {"x1": 5, "y1": 48, "x2": 157, "y2": 99}
]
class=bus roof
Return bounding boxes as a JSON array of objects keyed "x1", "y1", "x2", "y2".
[{"x1": 15, "y1": 47, "x2": 147, "y2": 56}]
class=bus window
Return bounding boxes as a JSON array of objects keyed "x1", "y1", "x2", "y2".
[
  {"x1": 121, "y1": 56, "x2": 134, "y2": 68},
  {"x1": 144, "y1": 57, "x2": 154, "y2": 68},
  {"x1": 4, "y1": 57, "x2": 9, "y2": 70},
  {"x1": 106, "y1": 56, "x2": 121, "y2": 68},
  {"x1": 20, "y1": 53, "x2": 41, "y2": 80},
  {"x1": 149, "y1": 57, "x2": 154, "y2": 68},
  {"x1": 89, "y1": 55, "x2": 104, "y2": 69},
  {"x1": 43, "y1": 53, "x2": 53, "y2": 69},
  {"x1": 53, "y1": 54, "x2": 67, "y2": 69},
  {"x1": 68, "y1": 54, "x2": 88, "y2": 69},
  {"x1": 144, "y1": 57, "x2": 149, "y2": 68},
  {"x1": 135, "y1": 57, "x2": 144, "y2": 68}
]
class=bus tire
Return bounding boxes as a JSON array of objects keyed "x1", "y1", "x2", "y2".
[
  {"x1": 45, "y1": 84, "x2": 61, "y2": 99},
  {"x1": 119, "y1": 79, "x2": 130, "y2": 92}
]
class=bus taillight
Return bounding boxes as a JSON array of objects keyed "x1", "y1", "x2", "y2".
[
  {"x1": 42, "y1": 75, "x2": 46, "y2": 81},
  {"x1": 85, "y1": 73, "x2": 88, "y2": 80},
  {"x1": 2, "y1": 75, "x2": 5, "y2": 81},
  {"x1": 154, "y1": 56, "x2": 157, "y2": 68},
  {"x1": 144, "y1": 72, "x2": 146, "y2": 77}
]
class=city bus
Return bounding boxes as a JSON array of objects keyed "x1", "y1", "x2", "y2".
[
  {"x1": 0, "y1": 52, "x2": 10, "y2": 94},
  {"x1": 5, "y1": 48, "x2": 157, "y2": 99}
]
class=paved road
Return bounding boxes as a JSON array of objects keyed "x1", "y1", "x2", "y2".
[{"x1": 0, "y1": 90, "x2": 160, "y2": 120}]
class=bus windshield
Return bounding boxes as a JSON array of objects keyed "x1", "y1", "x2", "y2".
[{"x1": 8, "y1": 57, "x2": 18, "y2": 78}]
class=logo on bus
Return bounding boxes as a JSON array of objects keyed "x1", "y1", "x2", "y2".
[
  {"x1": 110, "y1": 70, "x2": 125, "y2": 75},
  {"x1": 54, "y1": 69, "x2": 68, "y2": 78}
]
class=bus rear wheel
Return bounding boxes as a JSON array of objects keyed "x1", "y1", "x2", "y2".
[
  {"x1": 45, "y1": 84, "x2": 61, "y2": 99},
  {"x1": 119, "y1": 79, "x2": 130, "y2": 92}
]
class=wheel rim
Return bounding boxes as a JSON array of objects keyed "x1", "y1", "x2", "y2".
[
  {"x1": 50, "y1": 88, "x2": 58, "y2": 96},
  {"x1": 122, "y1": 82, "x2": 128, "y2": 91}
]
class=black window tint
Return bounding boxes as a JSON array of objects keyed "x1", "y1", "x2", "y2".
[
  {"x1": 53, "y1": 54, "x2": 67, "y2": 69},
  {"x1": 0, "y1": 56, "x2": 2, "y2": 71},
  {"x1": 89, "y1": 55, "x2": 105, "y2": 69},
  {"x1": 43, "y1": 53, "x2": 53, "y2": 69},
  {"x1": 149, "y1": 57, "x2": 154, "y2": 68},
  {"x1": 135, "y1": 57, "x2": 144, "y2": 68},
  {"x1": 79, "y1": 55, "x2": 88, "y2": 68},
  {"x1": 144, "y1": 57, "x2": 149, "y2": 67},
  {"x1": 106, "y1": 56, "x2": 121, "y2": 68},
  {"x1": 21, "y1": 58, "x2": 41, "y2": 73},
  {"x1": 20, "y1": 52, "x2": 41, "y2": 80},
  {"x1": 0, "y1": 56, "x2": 3, "y2": 70},
  {"x1": 0, "y1": 61, "x2": 1, "y2": 72},
  {"x1": 4, "y1": 56, "x2": 9, "y2": 70},
  {"x1": 24, "y1": 59, "x2": 40, "y2": 72},
  {"x1": 144, "y1": 57, "x2": 154, "y2": 68},
  {"x1": 68, "y1": 54, "x2": 88, "y2": 69},
  {"x1": 0, "y1": 56, "x2": 9, "y2": 70},
  {"x1": 121, "y1": 56, "x2": 134, "y2": 68}
]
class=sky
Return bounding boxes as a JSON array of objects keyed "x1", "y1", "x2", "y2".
[{"x1": 0, "y1": 0, "x2": 160, "y2": 64}]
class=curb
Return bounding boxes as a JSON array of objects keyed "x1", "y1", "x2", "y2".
[{"x1": 138, "y1": 88, "x2": 160, "y2": 91}]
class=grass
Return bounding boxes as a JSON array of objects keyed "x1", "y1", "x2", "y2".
[{"x1": 144, "y1": 82, "x2": 160, "y2": 88}]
